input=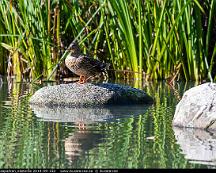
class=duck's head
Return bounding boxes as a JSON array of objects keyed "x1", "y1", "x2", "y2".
[{"x1": 68, "y1": 41, "x2": 81, "y2": 55}]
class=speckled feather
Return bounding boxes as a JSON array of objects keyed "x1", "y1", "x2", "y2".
[{"x1": 65, "y1": 54, "x2": 106, "y2": 78}]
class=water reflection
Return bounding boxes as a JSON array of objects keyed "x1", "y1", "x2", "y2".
[
  {"x1": 30, "y1": 105, "x2": 150, "y2": 123},
  {"x1": 30, "y1": 104, "x2": 150, "y2": 165},
  {"x1": 65, "y1": 129, "x2": 103, "y2": 163},
  {"x1": 0, "y1": 76, "x2": 2, "y2": 89},
  {"x1": 0, "y1": 77, "x2": 209, "y2": 168},
  {"x1": 173, "y1": 127, "x2": 216, "y2": 166}
]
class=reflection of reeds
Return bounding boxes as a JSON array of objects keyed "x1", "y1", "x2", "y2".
[
  {"x1": 0, "y1": 80, "x2": 207, "y2": 168},
  {"x1": 72, "y1": 82, "x2": 203, "y2": 168},
  {"x1": 0, "y1": 80, "x2": 64, "y2": 168},
  {"x1": 0, "y1": 0, "x2": 215, "y2": 81}
]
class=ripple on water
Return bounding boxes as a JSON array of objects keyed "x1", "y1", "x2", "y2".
[{"x1": 0, "y1": 80, "x2": 211, "y2": 168}]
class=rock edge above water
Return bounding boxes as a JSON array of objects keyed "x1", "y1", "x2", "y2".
[
  {"x1": 173, "y1": 82, "x2": 216, "y2": 130},
  {"x1": 29, "y1": 83, "x2": 153, "y2": 107}
]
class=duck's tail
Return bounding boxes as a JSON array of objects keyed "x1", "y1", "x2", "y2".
[{"x1": 100, "y1": 63, "x2": 110, "y2": 81}]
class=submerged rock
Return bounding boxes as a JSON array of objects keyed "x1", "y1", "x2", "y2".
[
  {"x1": 173, "y1": 82, "x2": 216, "y2": 130},
  {"x1": 29, "y1": 82, "x2": 153, "y2": 107}
]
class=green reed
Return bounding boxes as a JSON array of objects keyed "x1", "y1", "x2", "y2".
[{"x1": 0, "y1": 0, "x2": 215, "y2": 81}]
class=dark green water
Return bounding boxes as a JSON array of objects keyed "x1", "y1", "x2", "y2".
[{"x1": 0, "y1": 77, "x2": 213, "y2": 169}]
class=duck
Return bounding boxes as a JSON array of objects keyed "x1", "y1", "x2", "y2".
[{"x1": 65, "y1": 41, "x2": 108, "y2": 84}]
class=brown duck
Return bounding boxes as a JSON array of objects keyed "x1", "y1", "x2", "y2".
[{"x1": 65, "y1": 42, "x2": 108, "y2": 84}]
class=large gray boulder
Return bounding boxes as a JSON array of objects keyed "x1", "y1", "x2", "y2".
[
  {"x1": 29, "y1": 82, "x2": 153, "y2": 107},
  {"x1": 173, "y1": 82, "x2": 216, "y2": 130}
]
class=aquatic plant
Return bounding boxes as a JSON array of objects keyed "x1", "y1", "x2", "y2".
[{"x1": 0, "y1": 0, "x2": 215, "y2": 81}]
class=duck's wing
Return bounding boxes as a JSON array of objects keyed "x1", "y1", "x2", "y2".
[{"x1": 77, "y1": 55, "x2": 106, "y2": 73}]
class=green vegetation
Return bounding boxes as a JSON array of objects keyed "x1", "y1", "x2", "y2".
[{"x1": 0, "y1": 0, "x2": 215, "y2": 81}]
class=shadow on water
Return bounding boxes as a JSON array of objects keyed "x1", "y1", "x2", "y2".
[{"x1": 0, "y1": 76, "x2": 214, "y2": 168}]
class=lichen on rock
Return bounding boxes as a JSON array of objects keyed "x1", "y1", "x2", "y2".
[{"x1": 29, "y1": 82, "x2": 154, "y2": 107}]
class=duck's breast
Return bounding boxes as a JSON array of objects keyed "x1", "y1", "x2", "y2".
[{"x1": 65, "y1": 55, "x2": 79, "y2": 74}]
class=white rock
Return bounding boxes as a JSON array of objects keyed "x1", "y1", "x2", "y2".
[{"x1": 173, "y1": 82, "x2": 216, "y2": 130}]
